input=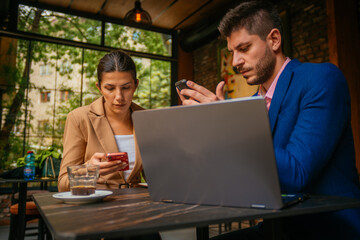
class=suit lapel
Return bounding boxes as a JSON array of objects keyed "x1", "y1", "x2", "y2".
[
  {"x1": 88, "y1": 97, "x2": 119, "y2": 154},
  {"x1": 268, "y1": 59, "x2": 301, "y2": 132}
]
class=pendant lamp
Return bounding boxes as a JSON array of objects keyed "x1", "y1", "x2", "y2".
[{"x1": 125, "y1": 0, "x2": 152, "y2": 25}]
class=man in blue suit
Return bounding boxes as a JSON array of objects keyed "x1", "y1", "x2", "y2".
[{"x1": 177, "y1": 0, "x2": 360, "y2": 239}]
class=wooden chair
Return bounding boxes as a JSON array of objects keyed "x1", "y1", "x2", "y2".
[
  {"x1": 9, "y1": 201, "x2": 41, "y2": 239},
  {"x1": 9, "y1": 190, "x2": 50, "y2": 240}
]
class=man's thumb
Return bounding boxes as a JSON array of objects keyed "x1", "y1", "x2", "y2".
[{"x1": 216, "y1": 81, "x2": 225, "y2": 100}]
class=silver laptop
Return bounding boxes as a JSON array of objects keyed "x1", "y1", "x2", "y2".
[{"x1": 133, "y1": 96, "x2": 302, "y2": 209}]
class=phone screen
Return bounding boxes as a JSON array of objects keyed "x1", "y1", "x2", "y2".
[{"x1": 175, "y1": 79, "x2": 190, "y2": 99}]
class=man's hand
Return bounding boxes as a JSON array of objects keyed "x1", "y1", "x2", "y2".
[{"x1": 177, "y1": 80, "x2": 226, "y2": 105}]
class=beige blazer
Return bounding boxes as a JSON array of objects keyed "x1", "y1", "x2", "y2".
[{"x1": 58, "y1": 96, "x2": 144, "y2": 192}]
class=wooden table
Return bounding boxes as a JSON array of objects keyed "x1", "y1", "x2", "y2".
[
  {"x1": 0, "y1": 178, "x2": 58, "y2": 240},
  {"x1": 33, "y1": 188, "x2": 360, "y2": 240}
]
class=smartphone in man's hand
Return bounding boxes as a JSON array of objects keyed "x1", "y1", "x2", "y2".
[
  {"x1": 107, "y1": 152, "x2": 129, "y2": 171},
  {"x1": 175, "y1": 79, "x2": 191, "y2": 99}
]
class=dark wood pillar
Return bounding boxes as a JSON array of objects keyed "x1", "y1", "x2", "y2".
[
  {"x1": 177, "y1": 44, "x2": 194, "y2": 105},
  {"x1": 327, "y1": 0, "x2": 360, "y2": 172}
]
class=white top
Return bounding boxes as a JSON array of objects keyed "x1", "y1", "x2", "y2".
[{"x1": 114, "y1": 135, "x2": 135, "y2": 181}]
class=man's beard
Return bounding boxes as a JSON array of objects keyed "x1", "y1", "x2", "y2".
[{"x1": 242, "y1": 46, "x2": 276, "y2": 86}]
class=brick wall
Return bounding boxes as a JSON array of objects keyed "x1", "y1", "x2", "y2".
[
  {"x1": 277, "y1": 0, "x2": 329, "y2": 63},
  {"x1": 193, "y1": 39, "x2": 223, "y2": 93},
  {"x1": 193, "y1": 0, "x2": 329, "y2": 89}
]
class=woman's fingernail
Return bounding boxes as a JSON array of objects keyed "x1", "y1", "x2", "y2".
[{"x1": 187, "y1": 81, "x2": 192, "y2": 86}]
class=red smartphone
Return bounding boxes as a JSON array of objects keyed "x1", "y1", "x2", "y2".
[{"x1": 106, "y1": 152, "x2": 129, "y2": 171}]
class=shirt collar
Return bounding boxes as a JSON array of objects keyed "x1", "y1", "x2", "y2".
[{"x1": 259, "y1": 57, "x2": 291, "y2": 99}]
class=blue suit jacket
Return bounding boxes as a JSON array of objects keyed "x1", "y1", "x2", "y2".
[{"x1": 269, "y1": 59, "x2": 360, "y2": 239}]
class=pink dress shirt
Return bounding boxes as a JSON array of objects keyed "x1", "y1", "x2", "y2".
[{"x1": 258, "y1": 57, "x2": 291, "y2": 110}]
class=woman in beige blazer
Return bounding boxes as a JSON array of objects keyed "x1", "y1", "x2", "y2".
[{"x1": 58, "y1": 51, "x2": 144, "y2": 192}]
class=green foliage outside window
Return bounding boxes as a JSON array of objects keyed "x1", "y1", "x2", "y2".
[{"x1": 18, "y1": 5, "x2": 102, "y2": 44}]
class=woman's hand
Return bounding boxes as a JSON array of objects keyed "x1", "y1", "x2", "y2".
[
  {"x1": 177, "y1": 80, "x2": 225, "y2": 105},
  {"x1": 88, "y1": 152, "x2": 128, "y2": 175}
]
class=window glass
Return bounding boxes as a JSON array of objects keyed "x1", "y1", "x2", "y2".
[
  {"x1": 105, "y1": 23, "x2": 172, "y2": 57},
  {"x1": 40, "y1": 65, "x2": 52, "y2": 75},
  {"x1": 60, "y1": 90, "x2": 72, "y2": 101},
  {"x1": 59, "y1": 63, "x2": 73, "y2": 75},
  {"x1": 81, "y1": 49, "x2": 105, "y2": 106},
  {"x1": 28, "y1": 42, "x2": 57, "y2": 150},
  {"x1": 38, "y1": 120, "x2": 51, "y2": 134},
  {"x1": 133, "y1": 57, "x2": 171, "y2": 109},
  {"x1": 53, "y1": 45, "x2": 84, "y2": 147},
  {"x1": 18, "y1": 5, "x2": 102, "y2": 44},
  {"x1": 40, "y1": 91, "x2": 51, "y2": 102},
  {"x1": 27, "y1": 42, "x2": 83, "y2": 154}
]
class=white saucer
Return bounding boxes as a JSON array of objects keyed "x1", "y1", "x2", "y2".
[{"x1": 53, "y1": 190, "x2": 113, "y2": 204}]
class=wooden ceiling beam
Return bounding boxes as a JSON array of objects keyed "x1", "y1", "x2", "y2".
[
  {"x1": 172, "y1": 0, "x2": 213, "y2": 30},
  {"x1": 97, "y1": 0, "x2": 108, "y2": 15},
  {"x1": 68, "y1": 0, "x2": 74, "y2": 9},
  {"x1": 152, "y1": 0, "x2": 178, "y2": 22}
]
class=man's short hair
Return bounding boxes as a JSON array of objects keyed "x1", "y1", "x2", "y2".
[{"x1": 218, "y1": 0, "x2": 283, "y2": 41}]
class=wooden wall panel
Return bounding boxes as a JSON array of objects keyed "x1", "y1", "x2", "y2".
[
  {"x1": 177, "y1": 43, "x2": 193, "y2": 104},
  {"x1": 327, "y1": 0, "x2": 360, "y2": 172}
]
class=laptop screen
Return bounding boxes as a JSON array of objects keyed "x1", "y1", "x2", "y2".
[{"x1": 133, "y1": 97, "x2": 284, "y2": 209}]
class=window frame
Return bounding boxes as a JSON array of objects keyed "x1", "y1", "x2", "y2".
[{"x1": 40, "y1": 91, "x2": 51, "y2": 103}]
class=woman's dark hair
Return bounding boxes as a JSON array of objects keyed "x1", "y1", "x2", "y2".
[
  {"x1": 97, "y1": 50, "x2": 137, "y2": 87},
  {"x1": 218, "y1": 0, "x2": 283, "y2": 41}
]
